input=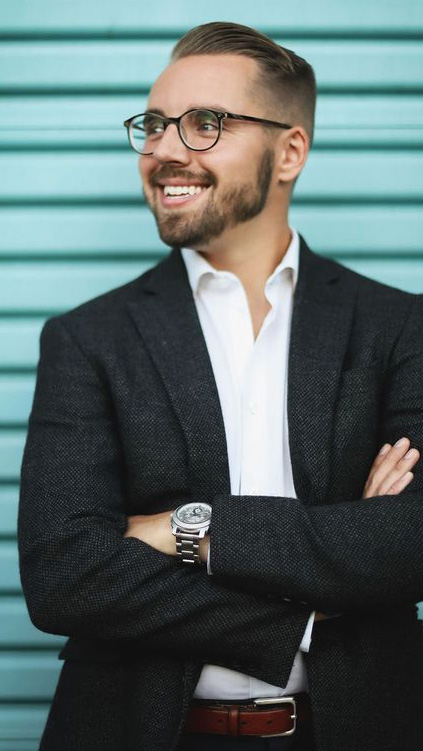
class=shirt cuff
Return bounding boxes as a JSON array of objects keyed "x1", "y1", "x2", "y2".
[
  {"x1": 299, "y1": 611, "x2": 315, "y2": 652},
  {"x1": 206, "y1": 537, "x2": 213, "y2": 574}
]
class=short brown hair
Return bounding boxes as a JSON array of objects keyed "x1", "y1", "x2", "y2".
[{"x1": 171, "y1": 21, "x2": 317, "y2": 149}]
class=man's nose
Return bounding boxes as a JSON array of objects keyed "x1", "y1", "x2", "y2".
[{"x1": 152, "y1": 123, "x2": 191, "y2": 164}]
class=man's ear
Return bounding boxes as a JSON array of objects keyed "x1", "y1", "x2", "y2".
[{"x1": 275, "y1": 126, "x2": 309, "y2": 185}]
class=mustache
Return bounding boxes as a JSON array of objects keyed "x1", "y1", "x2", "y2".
[{"x1": 149, "y1": 169, "x2": 216, "y2": 187}]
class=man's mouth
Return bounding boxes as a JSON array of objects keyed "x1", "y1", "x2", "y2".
[
  {"x1": 163, "y1": 185, "x2": 206, "y2": 196},
  {"x1": 156, "y1": 183, "x2": 211, "y2": 207}
]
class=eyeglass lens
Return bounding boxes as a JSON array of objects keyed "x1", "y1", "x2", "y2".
[{"x1": 129, "y1": 109, "x2": 220, "y2": 153}]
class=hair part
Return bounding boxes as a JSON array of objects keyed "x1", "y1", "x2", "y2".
[{"x1": 171, "y1": 21, "x2": 317, "y2": 150}]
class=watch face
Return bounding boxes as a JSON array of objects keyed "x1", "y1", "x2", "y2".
[{"x1": 175, "y1": 502, "x2": 212, "y2": 528}]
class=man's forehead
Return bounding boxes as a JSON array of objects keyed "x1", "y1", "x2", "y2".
[{"x1": 147, "y1": 54, "x2": 258, "y2": 111}]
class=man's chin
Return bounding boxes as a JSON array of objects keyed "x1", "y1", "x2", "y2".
[
  {"x1": 154, "y1": 215, "x2": 202, "y2": 248},
  {"x1": 158, "y1": 229, "x2": 204, "y2": 248}
]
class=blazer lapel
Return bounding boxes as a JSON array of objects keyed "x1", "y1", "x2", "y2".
[
  {"x1": 288, "y1": 234, "x2": 359, "y2": 504},
  {"x1": 126, "y1": 235, "x2": 359, "y2": 506},
  {"x1": 126, "y1": 247, "x2": 231, "y2": 498}
]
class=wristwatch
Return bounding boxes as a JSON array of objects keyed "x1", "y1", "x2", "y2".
[{"x1": 170, "y1": 502, "x2": 212, "y2": 565}]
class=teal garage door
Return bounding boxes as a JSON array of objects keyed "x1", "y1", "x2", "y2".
[{"x1": 0, "y1": 1, "x2": 422, "y2": 747}]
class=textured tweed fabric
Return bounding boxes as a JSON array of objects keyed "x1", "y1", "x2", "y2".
[{"x1": 18, "y1": 234, "x2": 423, "y2": 751}]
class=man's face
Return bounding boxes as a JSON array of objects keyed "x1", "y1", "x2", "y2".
[{"x1": 139, "y1": 54, "x2": 278, "y2": 250}]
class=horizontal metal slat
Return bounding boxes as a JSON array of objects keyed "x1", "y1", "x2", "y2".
[
  {"x1": 0, "y1": 319, "x2": 43, "y2": 367},
  {"x1": 1, "y1": 0, "x2": 422, "y2": 34},
  {"x1": 0, "y1": 206, "x2": 165, "y2": 254},
  {"x1": 1, "y1": 151, "x2": 423, "y2": 200},
  {"x1": 1, "y1": 94, "x2": 422, "y2": 148},
  {"x1": 0, "y1": 431, "x2": 26, "y2": 481},
  {"x1": 0, "y1": 741, "x2": 41, "y2": 750},
  {"x1": 0, "y1": 598, "x2": 64, "y2": 648},
  {"x1": 0, "y1": 652, "x2": 61, "y2": 700},
  {"x1": 0, "y1": 486, "x2": 19, "y2": 535},
  {"x1": 0, "y1": 705, "x2": 51, "y2": 745},
  {"x1": 0, "y1": 541, "x2": 20, "y2": 589},
  {"x1": 1, "y1": 40, "x2": 423, "y2": 90},
  {"x1": 0, "y1": 205, "x2": 422, "y2": 256},
  {"x1": 0, "y1": 257, "x2": 421, "y2": 317},
  {"x1": 0, "y1": 376, "x2": 34, "y2": 424},
  {"x1": 340, "y1": 258, "x2": 423, "y2": 292},
  {"x1": 0, "y1": 261, "x2": 151, "y2": 312}
]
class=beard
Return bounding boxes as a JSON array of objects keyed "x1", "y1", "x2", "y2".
[{"x1": 146, "y1": 148, "x2": 275, "y2": 248}]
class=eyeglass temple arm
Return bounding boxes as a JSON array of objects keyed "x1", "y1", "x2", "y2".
[{"x1": 225, "y1": 113, "x2": 292, "y2": 129}]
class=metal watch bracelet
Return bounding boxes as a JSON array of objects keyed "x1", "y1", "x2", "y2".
[{"x1": 174, "y1": 529, "x2": 206, "y2": 565}]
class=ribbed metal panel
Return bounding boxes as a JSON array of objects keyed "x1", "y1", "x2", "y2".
[{"x1": 0, "y1": 1, "x2": 422, "y2": 746}]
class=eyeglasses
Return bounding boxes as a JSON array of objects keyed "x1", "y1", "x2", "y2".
[{"x1": 123, "y1": 108, "x2": 293, "y2": 155}]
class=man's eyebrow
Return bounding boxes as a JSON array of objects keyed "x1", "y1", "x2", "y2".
[
  {"x1": 145, "y1": 104, "x2": 231, "y2": 116},
  {"x1": 144, "y1": 107, "x2": 166, "y2": 116},
  {"x1": 184, "y1": 104, "x2": 230, "y2": 112}
]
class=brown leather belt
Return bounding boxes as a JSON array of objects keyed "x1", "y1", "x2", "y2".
[{"x1": 185, "y1": 693, "x2": 311, "y2": 737}]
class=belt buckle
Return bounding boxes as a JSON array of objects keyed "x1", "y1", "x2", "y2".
[{"x1": 253, "y1": 695, "x2": 297, "y2": 737}]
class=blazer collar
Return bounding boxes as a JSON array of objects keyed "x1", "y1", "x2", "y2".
[{"x1": 126, "y1": 234, "x2": 358, "y2": 505}]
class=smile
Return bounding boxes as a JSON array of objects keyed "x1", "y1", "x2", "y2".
[
  {"x1": 164, "y1": 185, "x2": 206, "y2": 196},
  {"x1": 158, "y1": 184, "x2": 211, "y2": 207}
]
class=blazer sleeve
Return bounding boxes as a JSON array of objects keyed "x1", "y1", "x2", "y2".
[
  {"x1": 206, "y1": 540, "x2": 316, "y2": 652},
  {"x1": 17, "y1": 315, "x2": 310, "y2": 683},
  {"x1": 209, "y1": 293, "x2": 423, "y2": 613}
]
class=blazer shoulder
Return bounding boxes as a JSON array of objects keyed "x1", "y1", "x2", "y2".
[
  {"x1": 302, "y1": 243, "x2": 422, "y2": 343},
  {"x1": 41, "y1": 258, "x2": 162, "y2": 336}
]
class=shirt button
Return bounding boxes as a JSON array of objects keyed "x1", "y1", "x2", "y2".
[{"x1": 248, "y1": 402, "x2": 258, "y2": 414}]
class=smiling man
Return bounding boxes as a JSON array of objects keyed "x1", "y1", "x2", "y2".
[{"x1": 18, "y1": 21, "x2": 423, "y2": 751}]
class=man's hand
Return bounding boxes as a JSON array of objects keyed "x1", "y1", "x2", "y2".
[
  {"x1": 363, "y1": 436, "x2": 419, "y2": 498},
  {"x1": 123, "y1": 509, "x2": 177, "y2": 555}
]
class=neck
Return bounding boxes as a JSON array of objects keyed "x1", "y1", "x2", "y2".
[{"x1": 189, "y1": 203, "x2": 292, "y2": 301}]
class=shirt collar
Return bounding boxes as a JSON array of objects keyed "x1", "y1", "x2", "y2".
[{"x1": 180, "y1": 226, "x2": 299, "y2": 296}]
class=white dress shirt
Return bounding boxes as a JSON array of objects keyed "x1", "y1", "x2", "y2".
[{"x1": 180, "y1": 226, "x2": 315, "y2": 699}]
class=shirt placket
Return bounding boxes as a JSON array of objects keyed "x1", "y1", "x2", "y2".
[{"x1": 238, "y1": 280, "x2": 280, "y2": 496}]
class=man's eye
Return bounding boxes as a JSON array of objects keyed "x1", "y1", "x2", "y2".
[
  {"x1": 192, "y1": 112, "x2": 219, "y2": 131},
  {"x1": 197, "y1": 120, "x2": 218, "y2": 131},
  {"x1": 143, "y1": 118, "x2": 165, "y2": 135}
]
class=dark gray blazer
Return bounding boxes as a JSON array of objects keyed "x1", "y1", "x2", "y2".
[{"x1": 18, "y1": 234, "x2": 423, "y2": 751}]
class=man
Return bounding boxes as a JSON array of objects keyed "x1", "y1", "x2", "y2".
[{"x1": 18, "y1": 21, "x2": 423, "y2": 751}]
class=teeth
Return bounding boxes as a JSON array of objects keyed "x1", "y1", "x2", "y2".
[{"x1": 163, "y1": 185, "x2": 207, "y2": 196}]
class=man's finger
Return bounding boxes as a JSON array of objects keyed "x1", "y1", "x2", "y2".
[
  {"x1": 363, "y1": 443, "x2": 391, "y2": 493},
  {"x1": 364, "y1": 438, "x2": 412, "y2": 497},
  {"x1": 386, "y1": 471, "x2": 414, "y2": 495},
  {"x1": 377, "y1": 449, "x2": 419, "y2": 495}
]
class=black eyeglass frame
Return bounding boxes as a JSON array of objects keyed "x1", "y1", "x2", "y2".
[{"x1": 123, "y1": 108, "x2": 293, "y2": 154}]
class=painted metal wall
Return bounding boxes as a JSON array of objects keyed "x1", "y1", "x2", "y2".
[{"x1": 0, "y1": 1, "x2": 422, "y2": 747}]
